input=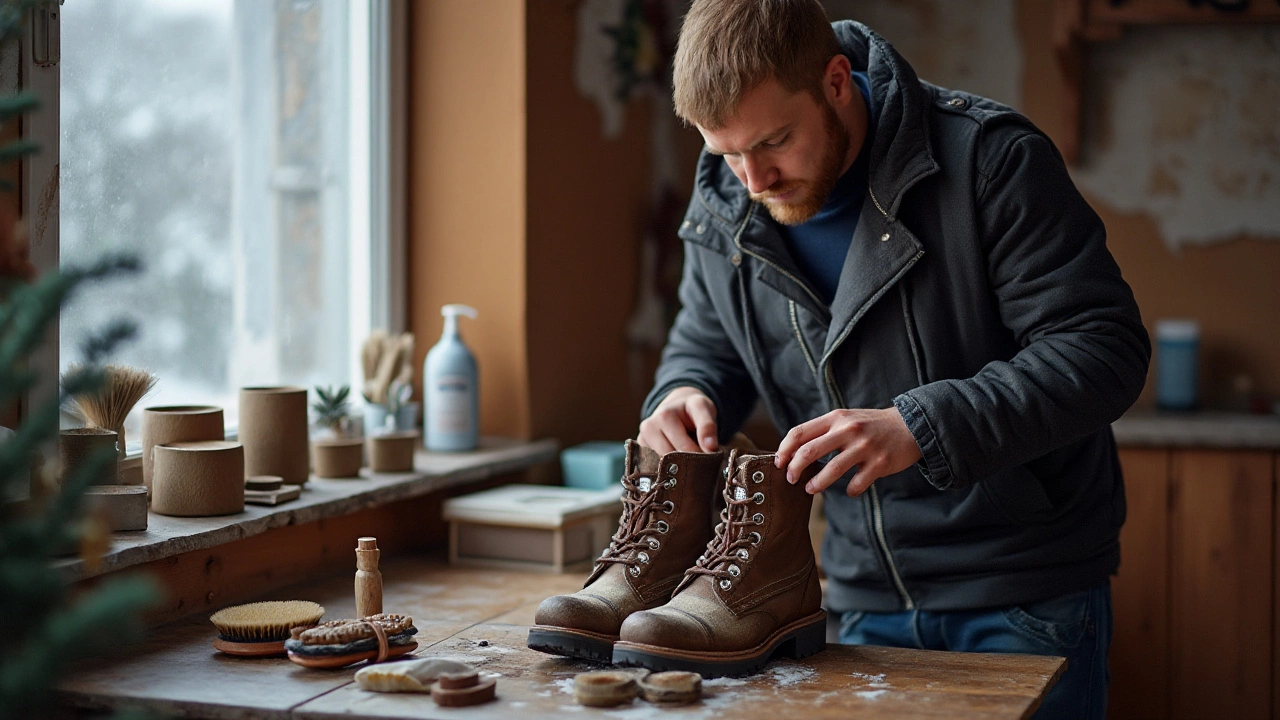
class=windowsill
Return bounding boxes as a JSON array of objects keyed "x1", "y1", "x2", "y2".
[{"x1": 56, "y1": 436, "x2": 559, "y2": 583}]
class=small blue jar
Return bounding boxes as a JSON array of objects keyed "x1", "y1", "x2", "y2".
[{"x1": 1155, "y1": 319, "x2": 1199, "y2": 411}]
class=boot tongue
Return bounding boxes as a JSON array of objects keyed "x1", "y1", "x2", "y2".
[{"x1": 624, "y1": 440, "x2": 662, "y2": 491}]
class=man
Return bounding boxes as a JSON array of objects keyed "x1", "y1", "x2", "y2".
[{"x1": 637, "y1": 1, "x2": 1149, "y2": 717}]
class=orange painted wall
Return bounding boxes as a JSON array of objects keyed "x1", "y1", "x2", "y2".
[
  {"x1": 524, "y1": 2, "x2": 701, "y2": 447},
  {"x1": 407, "y1": 0, "x2": 530, "y2": 439}
]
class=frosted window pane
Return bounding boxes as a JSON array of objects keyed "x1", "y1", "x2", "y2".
[{"x1": 60, "y1": 0, "x2": 354, "y2": 445}]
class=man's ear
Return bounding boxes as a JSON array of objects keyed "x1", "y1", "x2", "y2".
[{"x1": 823, "y1": 54, "x2": 854, "y2": 107}]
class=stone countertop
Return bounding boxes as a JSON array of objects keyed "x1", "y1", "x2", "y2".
[
  {"x1": 1112, "y1": 411, "x2": 1280, "y2": 450},
  {"x1": 58, "y1": 560, "x2": 1065, "y2": 720},
  {"x1": 56, "y1": 437, "x2": 559, "y2": 583}
]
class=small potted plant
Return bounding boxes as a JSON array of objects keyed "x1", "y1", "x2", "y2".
[
  {"x1": 367, "y1": 380, "x2": 420, "y2": 473},
  {"x1": 310, "y1": 385, "x2": 364, "y2": 478}
]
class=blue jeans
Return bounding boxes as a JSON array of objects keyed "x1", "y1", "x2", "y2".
[{"x1": 838, "y1": 581, "x2": 1112, "y2": 720}]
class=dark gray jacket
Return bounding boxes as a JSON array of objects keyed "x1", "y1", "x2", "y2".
[{"x1": 642, "y1": 22, "x2": 1150, "y2": 612}]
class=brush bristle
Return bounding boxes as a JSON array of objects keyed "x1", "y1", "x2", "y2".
[
  {"x1": 64, "y1": 363, "x2": 158, "y2": 429},
  {"x1": 210, "y1": 600, "x2": 325, "y2": 642}
]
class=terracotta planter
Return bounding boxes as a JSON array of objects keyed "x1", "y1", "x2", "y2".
[
  {"x1": 367, "y1": 431, "x2": 419, "y2": 473},
  {"x1": 239, "y1": 387, "x2": 310, "y2": 486},
  {"x1": 152, "y1": 440, "x2": 245, "y2": 517},
  {"x1": 312, "y1": 438, "x2": 364, "y2": 478},
  {"x1": 59, "y1": 428, "x2": 119, "y2": 486},
  {"x1": 143, "y1": 405, "x2": 224, "y2": 491}
]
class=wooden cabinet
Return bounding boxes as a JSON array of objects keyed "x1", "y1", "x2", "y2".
[{"x1": 1110, "y1": 448, "x2": 1279, "y2": 719}]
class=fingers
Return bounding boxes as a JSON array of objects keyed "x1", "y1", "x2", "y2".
[
  {"x1": 803, "y1": 447, "x2": 860, "y2": 495},
  {"x1": 785, "y1": 426, "x2": 847, "y2": 484},
  {"x1": 775, "y1": 415, "x2": 831, "y2": 469},
  {"x1": 637, "y1": 424, "x2": 675, "y2": 454},
  {"x1": 638, "y1": 387, "x2": 720, "y2": 455},
  {"x1": 686, "y1": 396, "x2": 719, "y2": 452}
]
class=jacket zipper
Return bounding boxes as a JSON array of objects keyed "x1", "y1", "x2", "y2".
[
  {"x1": 730, "y1": 205, "x2": 829, "y2": 313},
  {"x1": 730, "y1": 197, "x2": 918, "y2": 611},
  {"x1": 825, "y1": 376, "x2": 916, "y2": 610}
]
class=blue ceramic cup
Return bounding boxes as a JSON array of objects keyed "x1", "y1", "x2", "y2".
[{"x1": 1155, "y1": 319, "x2": 1199, "y2": 411}]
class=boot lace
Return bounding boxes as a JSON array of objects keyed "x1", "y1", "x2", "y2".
[
  {"x1": 679, "y1": 450, "x2": 761, "y2": 592},
  {"x1": 595, "y1": 467, "x2": 674, "y2": 577}
]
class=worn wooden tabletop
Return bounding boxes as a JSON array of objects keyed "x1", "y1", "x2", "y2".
[{"x1": 59, "y1": 558, "x2": 1064, "y2": 719}]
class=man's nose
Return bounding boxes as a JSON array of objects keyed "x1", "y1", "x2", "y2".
[{"x1": 742, "y1": 154, "x2": 776, "y2": 195}]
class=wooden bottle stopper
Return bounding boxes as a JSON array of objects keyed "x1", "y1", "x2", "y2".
[{"x1": 355, "y1": 536, "x2": 383, "y2": 618}]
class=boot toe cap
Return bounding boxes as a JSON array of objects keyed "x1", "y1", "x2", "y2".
[
  {"x1": 534, "y1": 593, "x2": 621, "y2": 637},
  {"x1": 619, "y1": 607, "x2": 712, "y2": 652}
]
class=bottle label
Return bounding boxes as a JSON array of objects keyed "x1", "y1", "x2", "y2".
[{"x1": 429, "y1": 374, "x2": 472, "y2": 434}]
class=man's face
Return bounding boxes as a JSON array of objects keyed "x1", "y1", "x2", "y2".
[{"x1": 698, "y1": 78, "x2": 850, "y2": 226}]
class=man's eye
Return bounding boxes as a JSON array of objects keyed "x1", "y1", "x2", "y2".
[{"x1": 763, "y1": 135, "x2": 788, "y2": 149}]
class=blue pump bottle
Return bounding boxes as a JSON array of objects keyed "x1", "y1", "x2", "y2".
[{"x1": 424, "y1": 304, "x2": 479, "y2": 451}]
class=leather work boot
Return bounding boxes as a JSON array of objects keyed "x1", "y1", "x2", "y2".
[
  {"x1": 611, "y1": 451, "x2": 826, "y2": 677},
  {"x1": 527, "y1": 440, "x2": 730, "y2": 662}
]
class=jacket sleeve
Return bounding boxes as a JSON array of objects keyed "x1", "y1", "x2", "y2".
[
  {"x1": 893, "y1": 130, "x2": 1150, "y2": 490},
  {"x1": 641, "y1": 243, "x2": 758, "y2": 441}
]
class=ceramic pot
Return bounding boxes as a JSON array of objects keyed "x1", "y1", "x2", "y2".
[
  {"x1": 312, "y1": 438, "x2": 364, "y2": 478},
  {"x1": 152, "y1": 440, "x2": 245, "y2": 517},
  {"x1": 85, "y1": 485, "x2": 149, "y2": 531},
  {"x1": 239, "y1": 387, "x2": 310, "y2": 485},
  {"x1": 59, "y1": 428, "x2": 119, "y2": 486},
  {"x1": 143, "y1": 405, "x2": 224, "y2": 491},
  {"x1": 367, "y1": 431, "x2": 419, "y2": 473}
]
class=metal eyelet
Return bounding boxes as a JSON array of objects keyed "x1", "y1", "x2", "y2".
[
  {"x1": 751, "y1": 471, "x2": 764, "y2": 483},
  {"x1": 630, "y1": 566, "x2": 641, "y2": 577},
  {"x1": 748, "y1": 531, "x2": 762, "y2": 545},
  {"x1": 637, "y1": 551, "x2": 650, "y2": 564},
  {"x1": 655, "y1": 520, "x2": 669, "y2": 534},
  {"x1": 737, "y1": 548, "x2": 750, "y2": 560},
  {"x1": 661, "y1": 501, "x2": 675, "y2": 514},
  {"x1": 664, "y1": 477, "x2": 677, "y2": 489},
  {"x1": 727, "y1": 564, "x2": 741, "y2": 577},
  {"x1": 667, "y1": 463, "x2": 679, "y2": 474},
  {"x1": 752, "y1": 492, "x2": 764, "y2": 504},
  {"x1": 719, "y1": 579, "x2": 732, "y2": 590},
  {"x1": 648, "y1": 538, "x2": 660, "y2": 550},
  {"x1": 752, "y1": 513, "x2": 765, "y2": 525}
]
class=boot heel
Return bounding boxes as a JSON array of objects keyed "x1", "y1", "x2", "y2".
[{"x1": 779, "y1": 616, "x2": 827, "y2": 660}]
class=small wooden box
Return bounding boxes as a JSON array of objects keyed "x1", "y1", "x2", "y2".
[{"x1": 443, "y1": 484, "x2": 622, "y2": 573}]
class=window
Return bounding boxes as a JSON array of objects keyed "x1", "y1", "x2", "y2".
[{"x1": 43, "y1": 0, "x2": 405, "y2": 447}]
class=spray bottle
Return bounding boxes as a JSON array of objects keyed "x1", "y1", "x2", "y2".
[{"x1": 424, "y1": 304, "x2": 479, "y2": 451}]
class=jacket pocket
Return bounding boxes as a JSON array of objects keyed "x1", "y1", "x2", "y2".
[{"x1": 979, "y1": 465, "x2": 1054, "y2": 525}]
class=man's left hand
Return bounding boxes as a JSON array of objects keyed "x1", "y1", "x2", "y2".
[{"x1": 774, "y1": 408, "x2": 923, "y2": 496}]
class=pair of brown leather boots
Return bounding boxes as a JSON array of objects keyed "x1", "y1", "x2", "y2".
[{"x1": 526, "y1": 440, "x2": 827, "y2": 677}]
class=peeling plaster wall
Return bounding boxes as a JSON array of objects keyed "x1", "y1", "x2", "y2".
[
  {"x1": 1075, "y1": 26, "x2": 1280, "y2": 249},
  {"x1": 822, "y1": 0, "x2": 1022, "y2": 109}
]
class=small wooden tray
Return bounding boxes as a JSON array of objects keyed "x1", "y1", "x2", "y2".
[{"x1": 287, "y1": 641, "x2": 418, "y2": 669}]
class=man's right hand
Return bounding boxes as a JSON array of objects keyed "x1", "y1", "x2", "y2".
[{"x1": 637, "y1": 386, "x2": 720, "y2": 454}]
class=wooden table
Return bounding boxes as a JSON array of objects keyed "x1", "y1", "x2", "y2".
[{"x1": 59, "y1": 559, "x2": 1065, "y2": 719}]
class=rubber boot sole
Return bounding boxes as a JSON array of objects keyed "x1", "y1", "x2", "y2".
[
  {"x1": 611, "y1": 610, "x2": 827, "y2": 678},
  {"x1": 526, "y1": 626, "x2": 616, "y2": 663}
]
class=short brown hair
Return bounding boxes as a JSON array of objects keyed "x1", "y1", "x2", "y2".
[{"x1": 673, "y1": 0, "x2": 839, "y2": 129}]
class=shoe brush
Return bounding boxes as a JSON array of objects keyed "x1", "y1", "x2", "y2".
[{"x1": 210, "y1": 600, "x2": 325, "y2": 657}]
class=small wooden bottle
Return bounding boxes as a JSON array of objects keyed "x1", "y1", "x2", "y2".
[{"x1": 355, "y1": 536, "x2": 383, "y2": 618}]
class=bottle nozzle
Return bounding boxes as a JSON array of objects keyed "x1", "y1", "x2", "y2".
[{"x1": 441, "y1": 304, "x2": 478, "y2": 320}]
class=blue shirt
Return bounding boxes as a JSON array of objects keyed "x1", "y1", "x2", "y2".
[{"x1": 781, "y1": 71, "x2": 875, "y2": 306}]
